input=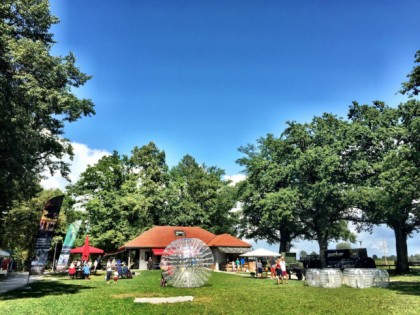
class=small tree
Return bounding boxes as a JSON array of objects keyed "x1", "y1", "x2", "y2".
[{"x1": 336, "y1": 242, "x2": 351, "y2": 250}]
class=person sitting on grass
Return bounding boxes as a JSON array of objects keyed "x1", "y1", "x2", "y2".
[
  {"x1": 82, "y1": 263, "x2": 91, "y2": 280},
  {"x1": 68, "y1": 262, "x2": 76, "y2": 279}
]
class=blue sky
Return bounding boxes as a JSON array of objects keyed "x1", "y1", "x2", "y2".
[{"x1": 46, "y1": 0, "x2": 420, "y2": 257}]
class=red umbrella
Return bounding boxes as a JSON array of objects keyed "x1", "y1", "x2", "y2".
[
  {"x1": 70, "y1": 245, "x2": 104, "y2": 255},
  {"x1": 69, "y1": 236, "x2": 104, "y2": 261},
  {"x1": 82, "y1": 235, "x2": 90, "y2": 262}
]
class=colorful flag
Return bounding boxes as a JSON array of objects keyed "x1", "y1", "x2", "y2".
[
  {"x1": 55, "y1": 220, "x2": 82, "y2": 272},
  {"x1": 30, "y1": 196, "x2": 64, "y2": 275}
]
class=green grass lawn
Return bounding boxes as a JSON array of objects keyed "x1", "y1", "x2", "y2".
[{"x1": 1, "y1": 270, "x2": 419, "y2": 315}]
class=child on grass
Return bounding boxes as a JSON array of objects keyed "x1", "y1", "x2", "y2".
[{"x1": 113, "y1": 269, "x2": 119, "y2": 284}]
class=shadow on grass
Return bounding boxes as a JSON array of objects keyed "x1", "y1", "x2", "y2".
[
  {"x1": 385, "y1": 269, "x2": 420, "y2": 296},
  {"x1": 387, "y1": 281, "x2": 420, "y2": 296},
  {"x1": 0, "y1": 281, "x2": 93, "y2": 301}
]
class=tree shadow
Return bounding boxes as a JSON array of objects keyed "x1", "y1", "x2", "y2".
[
  {"x1": 0, "y1": 280, "x2": 93, "y2": 301},
  {"x1": 386, "y1": 281, "x2": 420, "y2": 296}
]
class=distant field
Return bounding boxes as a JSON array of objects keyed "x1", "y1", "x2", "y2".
[{"x1": 1, "y1": 269, "x2": 419, "y2": 315}]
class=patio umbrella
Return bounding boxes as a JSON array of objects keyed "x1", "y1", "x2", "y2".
[
  {"x1": 70, "y1": 236, "x2": 104, "y2": 260},
  {"x1": 82, "y1": 235, "x2": 90, "y2": 262},
  {"x1": 70, "y1": 245, "x2": 104, "y2": 255}
]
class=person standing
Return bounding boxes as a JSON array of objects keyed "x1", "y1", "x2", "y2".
[
  {"x1": 257, "y1": 260, "x2": 263, "y2": 278},
  {"x1": 279, "y1": 257, "x2": 288, "y2": 284},
  {"x1": 235, "y1": 258, "x2": 240, "y2": 272},
  {"x1": 147, "y1": 257, "x2": 153, "y2": 270},
  {"x1": 113, "y1": 268, "x2": 119, "y2": 284},
  {"x1": 106, "y1": 260, "x2": 112, "y2": 284},
  {"x1": 240, "y1": 257, "x2": 245, "y2": 271},
  {"x1": 271, "y1": 262, "x2": 276, "y2": 279}
]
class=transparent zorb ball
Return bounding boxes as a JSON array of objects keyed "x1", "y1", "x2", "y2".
[
  {"x1": 305, "y1": 268, "x2": 321, "y2": 287},
  {"x1": 319, "y1": 268, "x2": 343, "y2": 288},
  {"x1": 370, "y1": 269, "x2": 390, "y2": 288},
  {"x1": 160, "y1": 238, "x2": 214, "y2": 288},
  {"x1": 343, "y1": 268, "x2": 374, "y2": 288}
]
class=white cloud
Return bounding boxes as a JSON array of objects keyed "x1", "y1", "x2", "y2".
[
  {"x1": 224, "y1": 174, "x2": 246, "y2": 186},
  {"x1": 41, "y1": 142, "x2": 110, "y2": 191}
]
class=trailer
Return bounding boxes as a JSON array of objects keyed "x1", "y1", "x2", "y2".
[{"x1": 324, "y1": 248, "x2": 376, "y2": 270}]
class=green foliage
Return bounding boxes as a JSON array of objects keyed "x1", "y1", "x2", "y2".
[
  {"x1": 347, "y1": 100, "x2": 419, "y2": 273},
  {"x1": 238, "y1": 114, "x2": 356, "y2": 257},
  {"x1": 0, "y1": 0, "x2": 95, "y2": 232},
  {"x1": 0, "y1": 189, "x2": 67, "y2": 270},
  {"x1": 67, "y1": 144, "x2": 239, "y2": 251},
  {"x1": 400, "y1": 50, "x2": 420, "y2": 97},
  {"x1": 162, "y1": 155, "x2": 237, "y2": 234},
  {"x1": 336, "y1": 242, "x2": 352, "y2": 249}
]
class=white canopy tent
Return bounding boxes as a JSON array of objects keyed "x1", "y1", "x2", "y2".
[
  {"x1": 240, "y1": 248, "x2": 281, "y2": 275},
  {"x1": 0, "y1": 249, "x2": 10, "y2": 257},
  {"x1": 240, "y1": 248, "x2": 281, "y2": 258}
]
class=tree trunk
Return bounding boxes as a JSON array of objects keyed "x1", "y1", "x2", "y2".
[
  {"x1": 279, "y1": 229, "x2": 292, "y2": 253},
  {"x1": 278, "y1": 240, "x2": 291, "y2": 254},
  {"x1": 394, "y1": 226, "x2": 410, "y2": 274},
  {"x1": 318, "y1": 238, "x2": 328, "y2": 268}
]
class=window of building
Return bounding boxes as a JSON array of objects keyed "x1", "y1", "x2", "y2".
[{"x1": 174, "y1": 230, "x2": 186, "y2": 237}]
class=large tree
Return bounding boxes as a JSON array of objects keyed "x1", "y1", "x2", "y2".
[
  {"x1": 67, "y1": 143, "x2": 170, "y2": 251},
  {"x1": 67, "y1": 151, "x2": 130, "y2": 251},
  {"x1": 238, "y1": 114, "x2": 356, "y2": 259},
  {"x1": 0, "y1": 0, "x2": 94, "y2": 231},
  {"x1": 163, "y1": 155, "x2": 237, "y2": 234},
  {"x1": 237, "y1": 134, "x2": 307, "y2": 253},
  {"x1": 347, "y1": 100, "x2": 419, "y2": 273}
]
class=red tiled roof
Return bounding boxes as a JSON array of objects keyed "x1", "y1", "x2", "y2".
[
  {"x1": 207, "y1": 233, "x2": 251, "y2": 247},
  {"x1": 121, "y1": 226, "x2": 251, "y2": 249},
  {"x1": 123, "y1": 226, "x2": 216, "y2": 249}
]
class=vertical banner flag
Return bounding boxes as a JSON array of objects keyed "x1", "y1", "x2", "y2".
[
  {"x1": 30, "y1": 195, "x2": 64, "y2": 275},
  {"x1": 55, "y1": 220, "x2": 82, "y2": 272}
]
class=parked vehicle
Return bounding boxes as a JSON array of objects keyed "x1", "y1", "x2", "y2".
[
  {"x1": 300, "y1": 248, "x2": 376, "y2": 273},
  {"x1": 283, "y1": 252, "x2": 304, "y2": 280},
  {"x1": 324, "y1": 248, "x2": 376, "y2": 270}
]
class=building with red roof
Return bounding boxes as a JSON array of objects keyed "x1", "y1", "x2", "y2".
[{"x1": 121, "y1": 226, "x2": 251, "y2": 270}]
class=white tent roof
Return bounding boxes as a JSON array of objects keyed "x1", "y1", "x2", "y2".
[
  {"x1": 0, "y1": 249, "x2": 10, "y2": 257},
  {"x1": 240, "y1": 248, "x2": 281, "y2": 257}
]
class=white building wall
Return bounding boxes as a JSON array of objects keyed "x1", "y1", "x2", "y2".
[{"x1": 212, "y1": 248, "x2": 226, "y2": 271}]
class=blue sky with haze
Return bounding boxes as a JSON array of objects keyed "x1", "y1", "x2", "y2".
[{"x1": 46, "y1": 0, "x2": 420, "y2": 257}]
